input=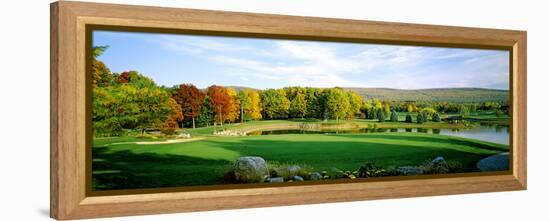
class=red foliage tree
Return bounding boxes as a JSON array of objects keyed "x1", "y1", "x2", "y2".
[
  {"x1": 207, "y1": 85, "x2": 232, "y2": 126},
  {"x1": 174, "y1": 84, "x2": 206, "y2": 128},
  {"x1": 117, "y1": 71, "x2": 130, "y2": 84}
]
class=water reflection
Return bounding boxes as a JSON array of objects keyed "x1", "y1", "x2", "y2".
[{"x1": 248, "y1": 124, "x2": 509, "y2": 145}]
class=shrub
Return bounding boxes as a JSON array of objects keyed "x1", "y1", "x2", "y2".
[
  {"x1": 432, "y1": 112, "x2": 441, "y2": 122},
  {"x1": 390, "y1": 110, "x2": 399, "y2": 122},
  {"x1": 405, "y1": 114, "x2": 413, "y2": 123},
  {"x1": 357, "y1": 163, "x2": 386, "y2": 178},
  {"x1": 222, "y1": 170, "x2": 237, "y2": 183},
  {"x1": 495, "y1": 110, "x2": 504, "y2": 117},
  {"x1": 267, "y1": 161, "x2": 313, "y2": 180},
  {"x1": 447, "y1": 160, "x2": 463, "y2": 173},
  {"x1": 420, "y1": 158, "x2": 449, "y2": 174}
]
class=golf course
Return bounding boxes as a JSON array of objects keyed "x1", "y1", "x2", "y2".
[
  {"x1": 90, "y1": 34, "x2": 511, "y2": 191},
  {"x1": 92, "y1": 118, "x2": 509, "y2": 190}
]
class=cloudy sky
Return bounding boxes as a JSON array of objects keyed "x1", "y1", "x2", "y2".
[{"x1": 93, "y1": 30, "x2": 509, "y2": 90}]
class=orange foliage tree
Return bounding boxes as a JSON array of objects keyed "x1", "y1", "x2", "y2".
[
  {"x1": 207, "y1": 85, "x2": 233, "y2": 125},
  {"x1": 162, "y1": 98, "x2": 183, "y2": 134},
  {"x1": 174, "y1": 84, "x2": 206, "y2": 128}
]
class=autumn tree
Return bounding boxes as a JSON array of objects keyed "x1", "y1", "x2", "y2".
[
  {"x1": 347, "y1": 92, "x2": 363, "y2": 119},
  {"x1": 225, "y1": 88, "x2": 240, "y2": 123},
  {"x1": 323, "y1": 88, "x2": 350, "y2": 123},
  {"x1": 245, "y1": 90, "x2": 262, "y2": 120},
  {"x1": 261, "y1": 89, "x2": 290, "y2": 119},
  {"x1": 162, "y1": 98, "x2": 183, "y2": 134},
  {"x1": 407, "y1": 103, "x2": 416, "y2": 113},
  {"x1": 174, "y1": 84, "x2": 206, "y2": 128},
  {"x1": 92, "y1": 69, "x2": 174, "y2": 136},
  {"x1": 383, "y1": 102, "x2": 391, "y2": 118},
  {"x1": 91, "y1": 45, "x2": 112, "y2": 87},
  {"x1": 207, "y1": 85, "x2": 232, "y2": 125}
]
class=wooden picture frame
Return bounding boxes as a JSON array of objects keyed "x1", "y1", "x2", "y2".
[{"x1": 50, "y1": 1, "x2": 527, "y2": 220}]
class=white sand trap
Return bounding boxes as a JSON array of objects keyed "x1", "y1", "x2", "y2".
[{"x1": 135, "y1": 137, "x2": 205, "y2": 145}]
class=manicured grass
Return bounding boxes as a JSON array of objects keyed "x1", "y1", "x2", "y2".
[{"x1": 92, "y1": 132, "x2": 508, "y2": 191}]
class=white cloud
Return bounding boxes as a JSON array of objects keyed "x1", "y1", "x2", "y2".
[{"x1": 145, "y1": 33, "x2": 509, "y2": 89}]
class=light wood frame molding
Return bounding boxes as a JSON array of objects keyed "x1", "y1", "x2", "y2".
[{"x1": 50, "y1": 1, "x2": 527, "y2": 220}]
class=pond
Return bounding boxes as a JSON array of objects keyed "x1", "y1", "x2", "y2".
[{"x1": 247, "y1": 123, "x2": 510, "y2": 145}]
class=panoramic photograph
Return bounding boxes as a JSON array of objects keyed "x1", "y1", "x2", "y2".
[{"x1": 91, "y1": 30, "x2": 510, "y2": 191}]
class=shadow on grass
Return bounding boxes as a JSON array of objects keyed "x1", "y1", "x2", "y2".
[{"x1": 92, "y1": 146, "x2": 234, "y2": 191}]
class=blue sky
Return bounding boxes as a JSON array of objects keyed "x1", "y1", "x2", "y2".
[{"x1": 93, "y1": 30, "x2": 509, "y2": 90}]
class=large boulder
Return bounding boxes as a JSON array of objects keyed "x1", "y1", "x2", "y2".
[
  {"x1": 233, "y1": 156, "x2": 269, "y2": 183},
  {"x1": 477, "y1": 152, "x2": 509, "y2": 171}
]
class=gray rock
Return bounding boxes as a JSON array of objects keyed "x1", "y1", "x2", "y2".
[
  {"x1": 293, "y1": 175, "x2": 304, "y2": 181},
  {"x1": 426, "y1": 156, "x2": 449, "y2": 173},
  {"x1": 288, "y1": 165, "x2": 301, "y2": 175},
  {"x1": 309, "y1": 172, "x2": 322, "y2": 180},
  {"x1": 233, "y1": 156, "x2": 269, "y2": 183},
  {"x1": 267, "y1": 177, "x2": 284, "y2": 183},
  {"x1": 477, "y1": 152, "x2": 509, "y2": 172},
  {"x1": 397, "y1": 166, "x2": 424, "y2": 175}
]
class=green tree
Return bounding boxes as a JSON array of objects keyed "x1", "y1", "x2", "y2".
[
  {"x1": 377, "y1": 109, "x2": 386, "y2": 122},
  {"x1": 417, "y1": 112, "x2": 427, "y2": 124},
  {"x1": 196, "y1": 96, "x2": 214, "y2": 127},
  {"x1": 459, "y1": 104, "x2": 470, "y2": 118},
  {"x1": 237, "y1": 90, "x2": 251, "y2": 122},
  {"x1": 432, "y1": 112, "x2": 441, "y2": 122},
  {"x1": 405, "y1": 113, "x2": 413, "y2": 123},
  {"x1": 261, "y1": 89, "x2": 290, "y2": 119},
  {"x1": 305, "y1": 87, "x2": 322, "y2": 118},
  {"x1": 390, "y1": 110, "x2": 399, "y2": 122},
  {"x1": 290, "y1": 91, "x2": 307, "y2": 119},
  {"x1": 324, "y1": 88, "x2": 350, "y2": 122}
]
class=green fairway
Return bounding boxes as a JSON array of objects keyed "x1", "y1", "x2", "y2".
[{"x1": 92, "y1": 132, "x2": 508, "y2": 190}]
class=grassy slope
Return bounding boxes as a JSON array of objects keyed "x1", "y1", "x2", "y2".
[{"x1": 92, "y1": 132, "x2": 508, "y2": 190}]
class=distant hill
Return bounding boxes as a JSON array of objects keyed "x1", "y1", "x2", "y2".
[
  {"x1": 344, "y1": 87, "x2": 509, "y2": 103},
  {"x1": 225, "y1": 86, "x2": 509, "y2": 103}
]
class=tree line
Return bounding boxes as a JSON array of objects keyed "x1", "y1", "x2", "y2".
[{"x1": 91, "y1": 46, "x2": 509, "y2": 137}]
